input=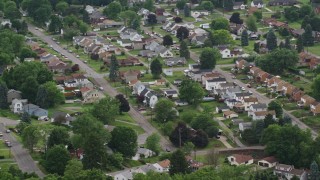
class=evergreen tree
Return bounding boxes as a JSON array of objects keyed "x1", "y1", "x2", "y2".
[
  {"x1": 169, "y1": 149, "x2": 190, "y2": 175},
  {"x1": 241, "y1": 30, "x2": 249, "y2": 46},
  {"x1": 115, "y1": 94, "x2": 130, "y2": 113},
  {"x1": 180, "y1": 40, "x2": 190, "y2": 59},
  {"x1": 254, "y1": 42, "x2": 260, "y2": 53},
  {"x1": 301, "y1": 15, "x2": 311, "y2": 29},
  {"x1": 0, "y1": 81, "x2": 8, "y2": 109},
  {"x1": 303, "y1": 24, "x2": 314, "y2": 46},
  {"x1": 131, "y1": 18, "x2": 140, "y2": 30},
  {"x1": 284, "y1": 37, "x2": 291, "y2": 49},
  {"x1": 279, "y1": 42, "x2": 285, "y2": 49},
  {"x1": 21, "y1": 112, "x2": 31, "y2": 124},
  {"x1": 35, "y1": 85, "x2": 49, "y2": 108},
  {"x1": 224, "y1": 0, "x2": 234, "y2": 11},
  {"x1": 310, "y1": 161, "x2": 320, "y2": 180},
  {"x1": 109, "y1": 54, "x2": 119, "y2": 82},
  {"x1": 150, "y1": 58, "x2": 162, "y2": 79},
  {"x1": 184, "y1": 4, "x2": 190, "y2": 17},
  {"x1": 296, "y1": 35, "x2": 304, "y2": 53},
  {"x1": 192, "y1": 129, "x2": 209, "y2": 148},
  {"x1": 266, "y1": 29, "x2": 277, "y2": 51}
]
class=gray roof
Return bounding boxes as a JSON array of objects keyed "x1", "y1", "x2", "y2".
[
  {"x1": 165, "y1": 90, "x2": 178, "y2": 95},
  {"x1": 240, "y1": 122, "x2": 253, "y2": 128},
  {"x1": 217, "y1": 105, "x2": 229, "y2": 110},
  {"x1": 165, "y1": 57, "x2": 186, "y2": 62},
  {"x1": 235, "y1": 92, "x2": 252, "y2": 97},
  {"x1": 252, "y1": 0, "x2": 263, "y2": 5},
  {"x1": 220, "y1": 82, "x2": 235, "y2": 88},
  {"x1": 251, "y1": 103, "x2": 267, "y2": 109},
  {"x1": 52, "y1": 111, "x2": 67, "y2": 119},
  {"x1": 227, "y1": 86, "x2": 241, "y2": 93},
  {"x1": 207, "y1": 77, "x2": 227, "y2": 83},
  {"x1": 140, "y1": 88, "x2": 149, "y2": 97}
]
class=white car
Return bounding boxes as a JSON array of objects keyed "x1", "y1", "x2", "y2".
[{"x1": 99, "y1": 87, "x2": 104, "y2": 91}]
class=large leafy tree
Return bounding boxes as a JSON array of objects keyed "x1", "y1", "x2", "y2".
[
  {"x1": 266, "y1": 29, "x2": 277, "y2": 51},
  {"x1": 179, "y1": 79, "x2": 205, "y2": 105},
  {"x1": 246, "y1": 16, "x2": 257, "y2": 32},
  {"x1": 180, "y1": 40, "x2": 190, "y2": 59},
  {"x1": 63, "y1": 159, "x2": 84, "y2": 180},
  {"x1": 48, "y1": 15, "x2": 63, "y2": 33},
  {"x1": 90, "y1": 97, "x2": 119, "y2": 124},
  {"x1": 310, "y1": 161, "x2": 320, "y2": 180},
  {"x1": 20, "y1": 76, "x2": 39, "y2": 103},
  {"x1": 229, "y1": 12, "x2": 242, "y2": 24},
  {"x1": 36, "y1": 81, "x2": 65, "y2": 108},
  {"x1": 268, "y1": 101, "x2": 283, "y2": 118},
  {"x1": 147, "y1": 14, "x2": 157, "y2": 25},
  {"x1": 296, "y1": 35, "x2": 304, "y2": 52},
  {"x1": 241, "y1": 30, "x2": 249, "y2": 46},
  {"x1": 176, "y1": 0, "x2": 186, "y2": 10},
  {"x1": 211, "y1": 18, "x2": 229, "y2": 30},
  {"x1": 169, "y1": 149, "x2": 190, "y2": 175},
  {"x1": 303, "y1": 24, "x2": 314, "y2": 46},
  {"x1": 47, "y1": 127, "x2": 69, "y2": 148},
  {"x1": 103, "y1": 2, "x2": 121, "y2": 19},
  {"x1": 0, "y1": 81, "x2": 8, "y2": 109},
  {"x1": 192, "y1": 129, "x2": 209, "y2": 148},
  {"x1": 21, "y1": 0, "x2": 52, "y2": 25},
  {"x1": 163, "y1": 35, "x2": 173, "y2": 46},
  {"x1": 109, "y1": 54, "x2": 119, "y2": 82},
  {"x1": 143, "y1": 0, "x2": 154, "y2": 11},
  {"x1": 44, "y1": 145, "x2": 71, "y2": 175},
  {"x1": 176, "y1": 26, "x2": 189, "y2": 41},
  {"x1": 109, "y1": 126, "x2": 138, "y2": 158},
  {"x1": 154, "y1": 99, "x2": 176, "y2": 123},
  {"x1": 150, "y1": 58, "x2": 162, "y2": 79},
  {"x1": 115, "y1": 94, "x2": 130, "y2": 114},
  {"x1": 145, "y1": 133, "x2": 161, "y2": 155},
  {"x1": 184, "y1": 4, "x2": 190, "y2": 17},
  {"x1": 212, "y1": 30, "x2": 233, "y2": 45},
  {"x1": 169, "y1": 122, "x2": 194, "y2": 147},
  {"x1": 312, "y1": 74, "x2": 320, "y2": 101},
  {"x1": 199, "y1": 47, "x2": 221, "y2": 69}
]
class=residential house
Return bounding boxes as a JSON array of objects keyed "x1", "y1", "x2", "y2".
[
  {"x1": 23, "y1": 104, "x2": 48, "y2": 117},
  {"x1": 233, "y1": 92, "x2": 252, "y2": 102},
  {"x1": 225, "y1": 99, "x2": 239, "y2": 109},
  {"x1": 223, "y1": 110, "x2": 239, "y2": 119},
  {"x1": 191, "y1": 10, "x2": 209, "y2": 18},
  {"x1": 310, "y1": 102, "x2": 320, "y2": 116},
  {"x1": 299, "y1": 95, "x2": 316, "y2": 107},
  {"x1": 186, "y1": 156, "x2": 204, "y2": 171},
  {"x1": 268, "y1": 0, "x2": 298, "y2": 6},
  {"x1": 47, "y1": 59, "x2": 70, "y2": 73},
  {"x1": 243, "y1": 97, "x2": 259, "y2": 111},
  {"x1": 220, "y1": 82, "x2": 236, "y2": 90},
  {"x1": 205, "y1": 77, "x2": 227, "y2": 91},
  {"x1": 190, "y1": 35, "x2": 207, "y2": 46},
  {"x1": 250, "y1": 67, "x2": 262, "y2": 77},
  {"x1": 218, "y1": 47, "x2": 232, "y2": 59},
  {"x1": 273, "y1": 164, "x2": 307, "y2": 180},
  {"x1": 164, "y1": 90, "x2": 178, "y2": 98},
  {"x1": 165, "y1": 57, "x2": 186, "y2": 66},
  {"x1": 188, "y1": 69, "x2": 213, "y2": 82},
  {"x1": 89, "y1": 10, "x2": 106, "y2": 24},
  {"x1": 155, "y1": 79, "x2": 166, "y2": 86},
  {"x1": 291, "y1": 88, "x2": 304, "y2": 102},
  {"x1": 216, "y1": 105, "x2": 230, "y2": 113},
  {"x1": 157, "y1": 47, "x2": 173, "y2": 58},
  {"x1": 85, "y1": 5, "x2": 94, "y2": 14},
  {"x1": 233, "y1": 1, "x2": 246, "y2": 10},
  {"x1": 132, "y1": 41, "x2": 144, "y2": 50},
  {"x1": 227, "y1": 154, "x2": 254, "y2": 166},
  {"x1": 258, "y1": 156, "x2": 278, "y2": 168},
  {"x1": 139, "y1": 50, "x2": 157, "y2": 57},
  {"x1": 40, "y1": 54, "x2": 59, "y2": 63},
  {"x1": 163, "y1": 69, "x2": 173, "y2": 76},
  {"x1": 173, "y1": 79, "x2": 183, "y2": 86},
  {"x1": 117, "y1": 39, "x2": 132, "y2": 47},
  {"x1": 262, "y1": 18, "x2": 288, "y2": 29},
  {"x1": 239, "y1": 122, "x2": 253, "y2": 131},
  {"x1": 64, "y1": 74, "x2": 93, "y2": 88},
  {"x1": 252, "y1": 110, "x2": 276, "y2": 121},
  {"x1": 121, "y1": 70, "x2": 141, "y2": 83},
  {"x1": 132, "y1": 82, "x2": 146, "y2": 95},
  {"x1": 235, "y1": 59, "x2": 249, "y2": 70},
  {"x1": 281, "y1": 83, "x2": 296, "y2": 96},
  {"x1": 155, "y1": 159, "x2": 170, "y2": 172},
  {"x1": 80, "y1": 87, "x2": 103, "y2": 104},
  {"x1": 144, "y1": 91, "x2": 158, "y2": 108},
  {"x1": 155, "y1": 8, "x2": 165, "y2": 16},
  {"x1": 138, "y1": 8, "x2": 150, "y2": 16},
  {"x1": 10, "y1": 99, "x2": 27, "y2": 114},
  {"x1": 113, "y1": 170, "x2": 133, "y2": 180},
  {"x1": 256, "y1": 71, "x2": 270, "y2": 83},
  {"x1": 132, "y1": 148, "x2": 155, "y2": 160},
  {"x1": 251, "y1": 0, "x2": 264, "y2": 8},
  {"x1": 226, "y1": 86, "x2": 242, "y2": 99},
  {"x1": 98, "y1": 19, "x2": 123, "y2": 29},
  {"x1": 51, "y1": 111, "x2": 76, "y2": 126},
  {"x1": 230, "y1": 23, "x2": 246, "y2": 35},
  {"x1": 201, "y1": 72, "x2": 222, "y2": 86},
  {"x1": 7, "y1": 89, "x2": 22, "y2": 103}
]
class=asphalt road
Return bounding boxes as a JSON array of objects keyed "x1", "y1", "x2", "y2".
[
  {"x1": 0, "y1": 119, "x2": 45, "y2": 178},
  {"x1": 28, "y1": 25, "x2": 176, "y2": 151}
]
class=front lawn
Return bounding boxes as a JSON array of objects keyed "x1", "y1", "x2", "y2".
[{"x1": 0, "y1": 109, "x2": 20, "y2": 120}]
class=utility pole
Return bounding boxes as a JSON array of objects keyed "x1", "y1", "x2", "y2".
[{"x1": 179, "y1": 128, "x2": 182, "y2": 148}]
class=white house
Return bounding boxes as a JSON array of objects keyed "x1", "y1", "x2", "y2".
[
  {"x1": 248, "y1": 103, "x2": 267, "y2": 116},
  {"x1": 10, "y1": 99, "x2": 28, "y2": 114},
  {"x1": 155, "y1": 159, "x2": 170, "y2": 172},
  {"x1": 205, "y1": 77, "x2": 227, "y2": 91},
  {"x1": 113, "y1": 170, "x2": 133, "y2": 180},
  {"x1": 239, "y1": 122, "x2": 252, "y2": 131},
  {"x1": 159, "y1": 48, "x2": 173, "y2": 58},
  {"x1": 133, "y1": 82, "x2": 146, "y2": 95},
  {"x1": 243, "y1": 97, "x2": 259, "y2": 111},
  {"x1": 225, "y1": 99, "x2": 239, "y2": 109},
  {"x1": 132, "y1": 148, "x2": 155, "y2": 160},
  {"x1": 117, "y1": 39, "x2": 132, "y2": 47},
  {"x1": 227, "y1": 154, "x2": 254, "y2": 166},
  {"x1": 200, "y1": 23, "x2": 210, "y2": 29},
  {"x1": 226, "y1": 86, "x2": 242, "y2": 99},
  {"x1": 164, "y1": 90, "x2": 178, "y2": 98},
  {"x1": 223, "y1": 110, "x2": 238, "y2": 119},
  {"x1": 219, "y1": 47, "x2": 231, "y2": 59},
  {"x1": 191, "y1": 10, "x2": 209, "y2": 18},
  {"x1": 163, "y1": 69, "x2": 173, "y2": 76},
  {"x1": 175, "y1": 100, "x2": 189, "y2": 106},
  {"x1": 252, "y1": 110, "x2": 276, "y2": 121},
  {"x1": 258, "y1": 156, "x2": 278, "y2": 168},
  {"x1": 85, "y1": 5, "x2": 95, "y2": 14},
  {"x1": 273, "y1": 164, "x2": 307, "y2": 180},
  {"x1": 251, "y1": 0, "x2": 264, "y2": 8},
  {"x1": 144, "y1": 91, "x2": 158, "y2": 108}
]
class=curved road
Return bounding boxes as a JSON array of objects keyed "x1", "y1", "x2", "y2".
[{"x1": 0, "y1": 118, "x2": 45, "y2": 178}]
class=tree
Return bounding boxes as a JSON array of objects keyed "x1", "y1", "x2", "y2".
[
  {"x1": 296, "y1": 35, "x2": 304, "y2": 53},
  {"x1": 176, "y1": 0, "x2": 186, "y2": 10},
  {"x1": 301, "y1": 15, "x2": 311, "y2": 29},
  {"x1": 163, "y1": 35, "x2": 173, "y2": 46},
  {"x1": 103, "y1": 2, "x2": 121, "y2": 19},
  {"x1": 246, "y1": 16, "x2": 257, "y2": 32},
  {"x1": 109, "y1": 54, "x2": 119, "y2": 81},
  {"x1": 169, "y1": 149, "x2": 190, "y2": 175},
  {"x1": 211, "y1": 18, "x2": 229, "y2": 30},
  {"x1": 4, "y1": 1, "x2": 21, "y2": 20},
  {"x1": 56, "y1": 1, "x2": 68, "y2": 15},
  {"x1": 201, "y1": 1, "x2": 214, "y2": 11},
  {"x1": 119, "y1": 10, "x2": 138, "y2": 27},
  {"x1": 310, "y1": 161, "x2": 320, "y2": 180},
  {"x1": 115, "y1": 94, "x2": 130, "y2": 113},
  {"x1": 264, "y1": 114, "x2": 276, "y2": 128},
  {"x1": 109, "y1": 126, "x2": 138, "y2": 158},
  {"x1": 212, "y1": 30, "x2": 233, "y2": 45},
  {"x1": 36, "y1": 82, "x2": 65, "y2": 108},
  {"x1": 303, "y1": 24, "x2": 314, "y2": 46},
  {"x1": 19, "y1": 47, "x2": 36, "y2": 62},
  {"x1": 312, "y1": 74, "x2": 320, "y2": 100},
  {"x1": 90, "y1": 97, "x2": 120, "y2": 124},
  {"x1": 241, "y1": 30, "x2": 249, "y2": 46},
  {"x1": 143, "y1": 0, "x2": 154, "y2": 11},
  {"x1": 0, "y1": 81, "x2": 8, "y2": 109},
  {"x1": 170, "y1": 122, "x2": 193, "y2": 147},
  {"x1": 179, "y1": 80, "x2": 205, "y2": 105},
  {"x1": 184, "y1": 4, "x2": 190, "y2": 17},
  {"x1": 199, "y1": 47, "x2": 221, "y2": 69},
  {"x1": 180, "y1": 40, "x2": 190, "y2": 59},
  {"x1": 224, "y1": 0, "x2": 234, "y2": 11},
  {"x1": 266, "y1": 29, "x2": 277, "y2": 51},
  {"x1": 63, "y1": 159, "x2": 84, "y2": 180},
  {"x1": 176, "y1": 26, "x2": 189, "y2": 40},
  {"x1": 204, "y1": 39, "x2": 213, "y2": 48},
  {"x1": 205, "y1": 126, "x2": 219, "y2": 138},
  {"x1": 150, "y1": 58, "x2": 162, "y2": 79},
  {"x1": 131, "y1": 18, "x2": 140, "y2": 30},
  {"x1": 284, "y1": 7, "x2": 299, "y2": 22},
  {"x1": 145, "y1": 133, "x2": 161, "y2": 155},
  {"x1": 147, "y1": 14, "x2": 157, "y2": 25},
  {"x1": 154, "y1": 99, "x2": 176, "y2": 123},
  {"x1": 268, "y1": 101, "x2": 283, "y2": 118},
  {"x1": 299, "y1": 5, "x2": 312, "y2": 18},
  {"x1": 253, "y1": 11, "x2": 262, "y2": 21},
  {"x1": 279, "y1": 27, "x2": 290, "y2": 37},
  {"x1": 229, "y1": 12, "x2": 243, "y2": 24},
  {"x1": 79, "y1": 23, "x2": 89, "y2": 35},
  {"x1": 44, "y1": 145, "x2": 71, "y2": 175},
  {"x1": 192, "y1": 129, "x2": 209, "y2": 148},
  {"x1": 47, "y1": 127, "x2": 69, "y2": 148},
  {"x1": 284, "y1": 37, "x2": 291, "y2": 49},
  {"x1": 21, "y1": 76, "x2": 39, "y2": 103},
  {"x1": 181, "y1": 142, "x2": 195, "y2": 155},
  {"x1": 174, "y1": 16, "x2": 183, "y2": 23},
  {"x1": 71, "y1": 64, "x2": 80, "y2": 72},
  {"x1": 21, "y1": 112, "x2": 31, "y2": 124}
]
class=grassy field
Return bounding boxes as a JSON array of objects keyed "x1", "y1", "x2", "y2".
[
  {"x1": 164, "y1": 71, "x2": 187, "y2": 84},
  {"x1": 110, "y1": 120, "x2": 145, "y2": 135},
  {"x1": 0, "y1": 109, "x2": 20, "y2": 120},
  {"x1": 306, "y1": 43, "x2": 320, "y2": 56}
]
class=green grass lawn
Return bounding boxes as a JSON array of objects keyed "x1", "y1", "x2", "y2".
[
  {"x1": 301, "y1": 116, "x2": 320, "y2": 132},
  {"x1": 110, "y1": 121, "x2": 145, "y2": 135},
  {"x1": 217, "y1": 58, "x2": 234, "y2": 65},
  {"x1": 291, "y1": 109, "x2": 311, "y2": 118},
  {"x1": 195, "y1": 139, "x2": 226, "y2": 151},
  {"x1": 0, "y1": 109, "x2": 20, "y2": 120},
  {"x1": 200, "y1": 101, "x2": 223, "y2": 112},
  {"x1": 115, "y1": 113, "x2": 136, "y2": 123},
  {"x1": 164, "y1": 71, "x2": 187, "y2": 84},
  {"x1": 140, "y1": 73, "x2": 156, "y2": 82},
  {"x1": 0, "y1": 149, "x2": 11, "y2": 159},
  {"x1": 306, "y1": 43, "x2": 320, "y2": 56}
]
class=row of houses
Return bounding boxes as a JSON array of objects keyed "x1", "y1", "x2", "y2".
[
  {"x1": 238, "y1": 60, "x2": 320, "y2": 116},
  {"x1": 227, "y1": 154, "x2": 307, "y2": 180}
]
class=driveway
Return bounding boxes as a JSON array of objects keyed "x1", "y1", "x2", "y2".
[{"x1": 0, "y1": 122, "x2": 45, "y2": 178}]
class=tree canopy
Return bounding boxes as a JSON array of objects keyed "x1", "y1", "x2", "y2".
[
  {"x1": 154, "y1": 99, "x2": 176, "y2": 123},
  {"x1": 179, "y1": 79, "x2": 205, "y2": 105},
  {"x1": 109, "y1": 126, "x2": 138, "y2": 158},
  {"x1": 199, "y1": 47, "x2": 221, "y2": 69}
]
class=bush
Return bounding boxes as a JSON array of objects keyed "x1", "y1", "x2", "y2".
[{"x1": 0, "y1": 156, "x2": 5, "y2": 159}]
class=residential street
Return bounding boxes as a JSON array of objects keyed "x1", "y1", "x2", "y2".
[
  {"x1": 0, "y1": 119, "x2": 45, "y2": 178},
  {"x1": 142, "y1": 25, "x2": 318, "y2": 139},
  {"x1": 27, "y1": 24, "x2": 176, "y2": 151}
]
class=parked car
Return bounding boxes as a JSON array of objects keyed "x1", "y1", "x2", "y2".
[
  {"x1": 6, "y1": 130, "x2": 10, "y2": 133},
  {"x1": 0, "y1": 132, "x2": 3, "y2": 137}
]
